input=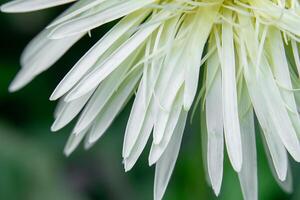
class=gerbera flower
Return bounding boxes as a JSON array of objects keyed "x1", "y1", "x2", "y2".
[{"x1": 2, "y1": 0, "x2": 300, "y2": 199}]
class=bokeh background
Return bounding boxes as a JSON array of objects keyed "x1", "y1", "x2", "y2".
[{"x1": 0, "y1": 1, "x2": 300, "y2": 200}]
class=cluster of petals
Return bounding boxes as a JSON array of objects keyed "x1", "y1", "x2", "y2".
[{"x1": 2, "y1": 0, "x2": 300, "y2": 199}]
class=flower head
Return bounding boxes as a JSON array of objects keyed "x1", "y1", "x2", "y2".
[{"x1": 2, "y1": 0, "x2": 300, "y2": 199}]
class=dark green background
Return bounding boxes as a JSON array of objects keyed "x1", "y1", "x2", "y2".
[{"x1": 0, "y1": 1, "x2": 299, "y2": 200}]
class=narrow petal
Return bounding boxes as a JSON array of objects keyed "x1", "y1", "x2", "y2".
[
  {"x1": 50, "y1": 10, "x2": 149, "y2": 100},
  {"x1": 267, "y1": 28, "x2": 300, "y2": 138},
  {"x1": 154, "y1": 111, "x2": 187, "y2": 200},
  {"x1": 183, "y1": 4, "x2": 221, "y2": 110},
  {"x1": 51, "y1": 91, "x2": 93, "y2": 132},
  {"x1": 149, "y1": 88, "x2": 184, "y2": 165},
  {"x1": 205, "y1": 41, "x2": 223, "y2": 195},
  {"x1": 239, "y1": 13, "x2": 300, "y2": 163},
  {"x1": 221, "y1": 10, "x2": 242, "y2": 172},
  {"x1": 72, "y1": 47, "x2": 141, "y2": 134},
  {"x1": 49, "y1": 0, "x2": 156, "y2": 39},
  {"x1": 1, "y1": 0, "x2": 76, "y2": 13},
  {"x1": 64, "y1": 12, "x2": 169, "y2": 100},
  {"x1": 64, "y1": 128, "x2": 89, "y2": 156},
  {"x1": 9, "y1": 31, "x2": 83, "y2": 92},
  {"x1": 237, "y1": 80, "x2": 257, "y2": 200},
  {"x1": 88, "y1": 66, "x2": 142, "y2": 144}
]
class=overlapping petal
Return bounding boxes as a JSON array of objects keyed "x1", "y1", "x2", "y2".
[{"x1": 2, "y1": 0, "x2": 300, "y2": 199}]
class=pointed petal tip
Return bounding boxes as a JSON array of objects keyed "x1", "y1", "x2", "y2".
[
  {"x1": 0, "y1": 3, "x2": 18, "y2": 13},
  {"x1": 50, "y1": 122, "x2": 60, "y2": 132},
  {"x1": 183, "y1": 102, "x2": 191, "y2": 112},
  {"x1": 209, "y1": 169, "x2": 223, "y2": 197},
  {"x1": 291, "y1": 151, "x2": 300, "y2": 163},
  {"x1": 8, "y1": 68, "x2": 35, "y2": 92},
  {"x1": 8, "y1": 74, "x2": 25, "y2": 92},
  {"x1": 8, "y1": 80, "x2": 26, "y2": 92},
  {"x1": 87, "y1": 135, "x2": 97, "y2": 145},
  {"x1": 50, "y1": 126, "x2": 58, "y2": 132},
  {"x1": 63, "y1": 148, "x2": 72, "y2": 157},
  {"x1": 49, "y1": 78, "x2": 74, "y2": 101},
  {"x1": 0, "y1": 4, "x2": 26, "y2": 13},
  {"x1": 278, "y1": 171, "x2": 287, "y2": 182},
  {"x1": 148, "y1": 156, "x2": 156, "y2": 167},
  {"x1": 124, "y1": 167, "x2": 130, "y2": 173},
  {"x1": 122, "y1": 148, "x2": 130, "y2": 159},
  {"x1": 84, "y1": 140, "x2": 94, "y2": 150},
  {"x1": 49, "y1": 84, "x2": 70, "y2": 101},
  {"x1": 212, "y1": 185, "x2": 221, "y2": 197},
  {"x1": 154, "y1": 186, "x2": 164, "y2": 200},
  {"x1": 153, "y1": 137, "x2": 161, "y2": 145},
  {"x1": 0, "y1": 4, "x2": 8, "y2": 12},
  {"x1": 123, "y1": 160, "x2": 132, "y2": 172},
  {"x1": 8, "y1": 83, "x2": 20, "y2": 93},
  {"x1": 49, "y1": 92, "x2": 59, "y2": 101},
  {"x1": 148, "y1": 149, "x2": 161, "y2": 166},
  {"x1": 64, "y1": 138, "x2": 79, "y2": 157},
  {"x1": 87, "y1": 132, "x2": 104, "y2": 145},
  {"x1": 232, "y1": 159, "x2": 242, "y2": 173},
  {"x1": 182, "y1": 101, "x2": 191, "y2": 111},
  {"x1": 73, "y1": 125, "x2": 87, "y2": 136}
]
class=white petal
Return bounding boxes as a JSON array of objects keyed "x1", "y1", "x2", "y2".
[
  {"x1": 152, "y1": 27, "x2": 187, "y2": 144},
  {"x1": 237, "y1": 81, "x2": 257, "y2": 200},
  {"x1": 239, "y1": 37, "x2": 288, "y2": 181},
  {"x1": 123, "y1": 98, "x2": 155, "y2": 171},
  {"x1": 88, "y1": 67, "x2": 142, "y2": 144},
  {"x1": 64, "y1": 128, "x2": 89, "y2": 156},
  {"x1": 51, "y1": 91, "x2": 93, "y2": 132},
  {"x1": 122, "y1": 15, "x2": 178, "y2": 158},
  {"x1": 267, "y1": 28, "x2": 300, "y2": 138},
  {"x1": 49, "y1": 0, "x2": 156, "y2": 39},
  {"x1": 221, "y1": 10, "x2": 242, "y2": 172},
  {"x1": 9, "y1": 31, "x2": 83, "y2": 92},
  {"x1": 64, "y1": 12, "x2": 169, "y2": 100},
  {"x1": 205, "y1": 47, "x2": 223, "y2": 195},
  {"x1": 261, "y1": 128, "x2": 288, "y2": 181},
  {"x1": 149, "y1": 89, "x2": 184, "y2": 165},
  {"x1": 72, "y1": 47, "x2": 141, "y2": 134},
  {"x1": 238, "y1": 13, "x2": 300, "y2": 164},
  {"x1": 122, "y1": 79, "x2": 154, "y2": 159},
  {"x1": 50, "y1": 10, "x2": 149, "y2": 100},
  {"x1": 47, "y1": 0, "x2": 108, "y2": 28},
  {"x1": 291, "y1": 40, "x2": 300, "y2": 77},
  {"x1": 153, "y1": 70, "x2": 184, "y2": 144},
  {"x1": 1, "y1": 0, "x2": 76, "y2": 13},
  {"x1": 154, "y1": 111, "x2": 187, "y2": 200},
  {"x1": 201, "y1": 109, "x2": 212, "y2": 187},
  {"x1": 250, "y1": 0, "x2": 300, "y2": 36},
  {"x1": 183, "y1": 5, "x2": 221, "y2": 110}
]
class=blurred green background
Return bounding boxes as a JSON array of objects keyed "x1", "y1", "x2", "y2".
[{"x1": 0, "y1": 1, "x2": 300, "y2": 200}]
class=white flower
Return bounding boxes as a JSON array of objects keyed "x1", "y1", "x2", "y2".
[{"x1": 2, "y1": 0, "x2": 300, "y2": 199}]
